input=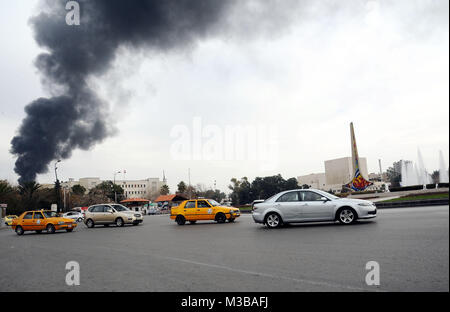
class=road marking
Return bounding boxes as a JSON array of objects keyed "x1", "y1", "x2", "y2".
[{"x1": 163, "y1": 256, "x2": 383, "y2": 292}]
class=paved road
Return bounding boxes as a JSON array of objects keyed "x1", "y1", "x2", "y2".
[{"x1": 0, "y1": 206, "x2": 448, "y2": 292}]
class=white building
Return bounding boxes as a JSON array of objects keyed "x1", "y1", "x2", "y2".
[
  {"x1": 116, "y1": 178, "x2": 166, "y2": 199},
  {"x1": 325, "y1": 157, "x2": 369, "y2": 185},
  {"x1": 60, "y1": 177, "x2": 166, "y2": 199},
  {"x1": 298, "y1": 157, "x2": 371, "y2": 193},
  {"x1": 297, "y1": 173, "x2": 326, "y2": 189}
]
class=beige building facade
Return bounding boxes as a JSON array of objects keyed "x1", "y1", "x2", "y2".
[
  {"x1": 298, "y1": 156, "x2": 371, "y2": 193},
  {"x1": 58, "y1": 177, "x2": 166, "y2": 200}
]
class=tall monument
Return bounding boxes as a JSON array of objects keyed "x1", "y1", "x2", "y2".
[{"x1": 345, "y1": 122, "x2": 373, "y2": 191}]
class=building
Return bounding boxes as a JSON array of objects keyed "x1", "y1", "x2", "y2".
[
  {"x1": 325, "y1": 157, "x2": 369, "y2": 186},
  {"x1": 297, "y1": 173, "x2": 326, "y2": 189},
  {"x1": 298, "y1": 157, "x2": 370, "y2": 193},
  {"x1": 59, "y1": 177, "x2": 166, "y2": 200},
  {"x1": 117, "y1": 178, "x2": 166, "y2": 199}
]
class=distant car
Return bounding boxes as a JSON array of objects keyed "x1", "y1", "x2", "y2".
[
  {"x1": 4, "y1": 215, "x2": 18, "y2": 226},
  {"x1": 252, "y1": 189, "x2": 377, "y2": 228},
  {"x1": 170, "y1": 199, "x2": 241, "y2": 225},
  {"x1": 147, "y1": 207, "x2": 159, "y2": 215},
  {"x1": 11, "y1": 210, "x2": 77, "y2": 235},
  {"x1": 84, "y1": 204, "x2": 144, "y2": 228},
  {"x1": 63, "y1": 211, "x2": 84, "y2": 222}
]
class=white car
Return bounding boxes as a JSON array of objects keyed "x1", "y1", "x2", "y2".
[
  {"x1": 63, "y1": 211, "x2": 85, "y2": 222},
  {"x1": 252, "y1": 189, "x2": 377, "y2": 228}
]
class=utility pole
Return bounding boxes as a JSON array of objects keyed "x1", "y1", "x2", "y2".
[
  {"x1": 378, "y1": 159, "x2": 383, "y2": 182},
  {"x1": 113, "y1": 171, "x2": 121, "y2": 203},
  {"x1": 188, "y1": 168, "x2": 191, "y2": 199},
  {"x1": 54, "y1": 160, "x2": 62, "y2": 213}
]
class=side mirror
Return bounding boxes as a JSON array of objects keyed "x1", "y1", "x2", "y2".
[
  {"x1": 107, "y1": 209, "x2": 113, "y2": 213},
  {"x1": 321, "y1": 197, "x2": 329, "y2": 202}
]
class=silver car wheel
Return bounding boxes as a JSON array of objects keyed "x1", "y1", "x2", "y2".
[
  {"x1": 266, "y1": 214, "x2": 280, "y2": 228},
  {"x1": 340, "y1": 209, "x2": 355, "y2": 224}
]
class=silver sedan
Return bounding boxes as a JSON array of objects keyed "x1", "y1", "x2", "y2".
[{"x1": 252, "y1": 189, "x2": 377, "y2": 228}]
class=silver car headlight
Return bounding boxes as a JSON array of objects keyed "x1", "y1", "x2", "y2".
[
  {"x1": 358, "y1": 203, "x2": 373, "y2": 207},
  {"x1": 58, "y1": 221, "x2": 65, "y2": 225}
]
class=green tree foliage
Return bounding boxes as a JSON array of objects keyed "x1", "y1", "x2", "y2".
[
  {"x1": 387, "y1": 161, "x2": 402, "y2": 188},
  {"x1": 431, "y1": 170, "x2": 440, "y2": 184},
  {"x1": 0, "y1": 180, "x2": 14, "y2": 200},
  {"x1": 229, "y1": 175, "x2": 300, "y2": 206},
  {"x1": 18, "y1": 181, "x2": 42, "y2": 210},
  {"x1": 160, "y1": 185, "x2": 170, "y2": 195},
  {"x1": 90, "y1": 181, "x2": 124, "y2": 202},
  {"x1": 71, "y1": 184, "x2": 86, "y2": 195},
  {"x1": 177, "y1": 181, "x2": 187, "y2": 194}
]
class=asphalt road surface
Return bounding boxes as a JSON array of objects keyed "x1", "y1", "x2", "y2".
[{"x1": 0, "y1": 206, "x2": 448, "y2": 292}]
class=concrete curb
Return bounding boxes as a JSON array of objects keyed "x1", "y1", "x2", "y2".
[{"x1": 375, "y1": 199, "x2": 449, "y2": 209}]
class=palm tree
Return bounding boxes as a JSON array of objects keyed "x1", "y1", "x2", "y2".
[
  {"x1": 18, "y1": 181, "x2": 42, "y2": 210},
  {"x1": 0, "y1": 180, "x2": 15, "y2": 201}
]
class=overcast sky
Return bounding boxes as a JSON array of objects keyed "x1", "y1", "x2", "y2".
[{"x1": 0, "y1": 0, "x2": 448, "y2": 192}]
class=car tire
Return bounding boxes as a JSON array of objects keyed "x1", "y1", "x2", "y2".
[
  {"x1": 77, "y1": 218, "x2": 83, "y2": 222},
  {"x1": 176, "y1": 215, "x2": 186, "y2": 226},
  {"x1": 265, "y1": 212, "x2": 283, "y2": 229},
  {"x1": 337, "y1": 207, "x2": 357, "y2": 225},
  {"x1": 46, "y1": 224, "x2": 56, "y2": 234},
  {"x1": 115, "y1": 218, "x2": 124, "y2": 227},
  {"x1": 215, "y1": 213, "x2": 227, "y2": 224},
  {"x1": 228, "y1": 218, "x2": 235, "y2": 223},
  {"x1": 189, "y1": 221, "x2": 197, "y2": 225},
  {"x1": 15, "y1": 226, "x2": 24, "y2": 236},
  {"x1": 86, "y1": 219, "x2": 95, "y2": 228},
  {"x1": 35, "y1": 230, "x2": 42, "y2": 234}
]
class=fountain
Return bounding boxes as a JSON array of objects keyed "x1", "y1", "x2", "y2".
[
  {"x1": 401, "y1": 160, "x2": 418, "y2": 186},
  {"x1": 400, "y1": 148, "x2": 432, "y2": 187}
]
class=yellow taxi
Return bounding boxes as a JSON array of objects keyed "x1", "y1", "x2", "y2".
[
  {"x1": 11, "y1": 210, "x2": 77, "y2": 235},
  {"x1": 170, "y1": 199, "x2": 240, "y2": 225},
  {"x1": 4, "y1": 215, "x2": 18, "y2": 226}
]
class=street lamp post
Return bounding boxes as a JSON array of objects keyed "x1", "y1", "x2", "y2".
[
  {"x1": 54, "y1": 160, "x2": 61, "y2": 182},
  {"x1": 54, "y1": 160, "x2": 62, "y2": 212},
  {"x1": 113, "y1": 171, "x2": 121, "y2": 203}
]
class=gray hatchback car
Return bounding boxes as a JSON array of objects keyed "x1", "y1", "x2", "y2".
[{"x1": 252, "y1": 189, "x2": 377, "y2": 228}]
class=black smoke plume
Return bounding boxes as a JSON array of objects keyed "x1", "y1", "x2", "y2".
[{"x1": 11, "y1": 0, "x2": 236, "y2": 184}]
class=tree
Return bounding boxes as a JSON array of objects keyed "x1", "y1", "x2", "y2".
[
  {"x1": 160, "y1": 185, "x2": 170, "y2": 195},
  {"x1": 0, "y1": 180, "x2": 14, "y2": 201},
  {"x1": 18, "y1": 181, "x2": 42, "y2": 211},
  {"x1": 431, "y1": 170, "x2": 440, "y2": 184},
  {"x1": 229, "y1": 175, "x2": 300, "y2": 206},
  {"x1": 177, "y1": 181, "x2": 187, "y2": 194},
  {"x1": 71, "y1": 184, "x2": 86, "y2": 195},
  {"x1": 89, "y1": 181, "x2": 124, "y2": 202},
  {"x1": 387, "y1": 161, "x2": 402, "y2": 188}
]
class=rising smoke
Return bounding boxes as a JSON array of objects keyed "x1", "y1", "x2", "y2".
[{"x1": 10, "y1": 0, "x2": 244, "y2": 184}]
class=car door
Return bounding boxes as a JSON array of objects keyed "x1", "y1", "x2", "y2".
[
  {"x1": 299, "y1": 191, "x2": 335, "y2": 220},
  {"x1": 21, "y1": 212, "x2": 34, "y2": 230},
  {"x1": 92, "y1": 205, "x2": 106, "y2": 223},
  {"x1": 183, "y1": 201, "x2": 197, "y2": 220},
  {"x1": 103, "y1": 205, "x2": 116, "y2": 223},
  {"x1": 197, "y1": 200, "x2": 213, "y2": 220},
  {"x1": 33, "y1": 212, "x2": 46, "y2": 231},
  {"x1": 275, "y1": 191, "x2": 302, "y2": 222}
]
